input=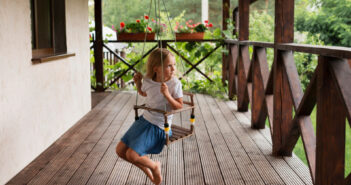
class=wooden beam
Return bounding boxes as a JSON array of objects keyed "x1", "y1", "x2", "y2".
[
  {"x1": 94, "y1": 0, "x2": 104, "y2": 92},
  {"x1": 316, "y1": 56, "x2": 346, "y2": 185}
]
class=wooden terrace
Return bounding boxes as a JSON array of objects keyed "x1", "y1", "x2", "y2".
[{"x1": 8, "y1": 91, "x2": 312, "y2": 185}]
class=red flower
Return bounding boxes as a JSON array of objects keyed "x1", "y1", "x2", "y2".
[
  {"x1": 120, "y1": 22, "x2": 125, "y2": 28},
  {"x1": 209, "y1": 23, "x2": 213, "y2": 27},
  {"x1": 136, "y1": 19, "x2": 140, "y2": 23},
  {"x1": 144, "y1": 15, "x2": 149, "y2": 20},
  {"x1": 147, "y1": 27, "x2": 152, "y2": 31},
  {"x1": 204, "y1": 20, "x2": 209, "y2": 23}
]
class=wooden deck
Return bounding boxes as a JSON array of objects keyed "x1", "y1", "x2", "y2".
[{"x1": 7, "y1": 91, "x2": 313, "y2": 185}]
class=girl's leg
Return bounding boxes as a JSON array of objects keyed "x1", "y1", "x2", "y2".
[
  {"x1": 126, "y1": 148, "x2": 162, "y2": 185},
  {"x1": 116, "y1": 141, "x2": 154, "y2": 182}
]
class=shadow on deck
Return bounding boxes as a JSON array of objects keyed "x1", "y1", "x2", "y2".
[{"x1": 7, "y1": 91, "x2": 312, "y2": 185}]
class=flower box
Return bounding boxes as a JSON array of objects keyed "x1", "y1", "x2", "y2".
[
  {"x1": 117, "y1": 32, "x2": 155, "y2": 41},
  {"x1": 175, "y1": 32, "x2": 204, "y2": 40}
]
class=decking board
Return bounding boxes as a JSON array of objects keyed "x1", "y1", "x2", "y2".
[{"x1": 7, "y1": 91, "x2": 313, "y2": 185}]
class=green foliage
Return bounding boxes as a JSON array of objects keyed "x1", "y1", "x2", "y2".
[
  {"x1": 194, "y1": 24, "x2": 207, "y2": 32},
  {"x1": 295, "y1": 0, "x2": 351, "y2": 47}
]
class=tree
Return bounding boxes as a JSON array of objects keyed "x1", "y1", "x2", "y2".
[{"x1": 295, "y1": 0, "x2": 351, "y2": 47}]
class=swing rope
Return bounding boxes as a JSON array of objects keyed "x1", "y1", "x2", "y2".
[{"x1": 133, "y1": 0, "x2": 196, "y2": 146}]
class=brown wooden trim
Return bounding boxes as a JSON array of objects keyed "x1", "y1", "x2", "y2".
[{"x1": 32, "y1": 52, "x2": 75, "y2": 64}]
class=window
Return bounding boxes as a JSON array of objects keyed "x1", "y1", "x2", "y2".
[{"x1": 31, "y1": 0, "x2": 67, "y2": 59}]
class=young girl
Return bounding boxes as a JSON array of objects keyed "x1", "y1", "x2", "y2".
[{"x1": 116, "y1": 48, "x2": 183, "y2": 185}]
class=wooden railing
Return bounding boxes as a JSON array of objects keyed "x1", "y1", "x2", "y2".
[{"x1": 223, "y1": 39, "x2": 351, "y2": 184}]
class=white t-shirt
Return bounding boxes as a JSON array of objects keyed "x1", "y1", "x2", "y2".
[{"x1": 141, "y1": 77, "x2": 183, "y2": 129}]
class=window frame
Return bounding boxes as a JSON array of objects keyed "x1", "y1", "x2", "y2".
[{"x1": 31, "y1": 0, "x2": 72, "y2": 62}]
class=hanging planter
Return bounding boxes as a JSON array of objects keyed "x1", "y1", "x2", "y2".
[
  {"x1": 175, "y1": 32, "x2": 205, "y2": 40},
  {"x1": 117, "y1": 32, "x2": 155, "y2": 41}
]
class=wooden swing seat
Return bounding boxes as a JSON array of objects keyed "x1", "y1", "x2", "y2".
[{"x1": 134, "y1": 92, "x2": 195, "y2": 145}]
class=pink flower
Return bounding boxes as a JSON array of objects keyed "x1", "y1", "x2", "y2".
[{"x1": 112, "y1": 25, "x2": 115, "y2": 31}]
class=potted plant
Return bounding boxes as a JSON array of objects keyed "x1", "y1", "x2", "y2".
[
  {"x1": 174, "y1": 20, "x2": 213, "y2": 40},
  {"x1": 114, "y1": 15, "x2": 162, "y2": 41}
]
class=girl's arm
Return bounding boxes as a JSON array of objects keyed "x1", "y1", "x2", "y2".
[
  {"x1": 161, "y1": 83, "x2": 183, "y2": 109},
  {"x1": 134, "y1": 73, "x2": 147, "y2": 97}
]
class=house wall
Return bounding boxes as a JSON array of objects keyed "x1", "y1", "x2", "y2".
[{"x1": 0, "y1": 0, "x2": 91, "y2": 184}]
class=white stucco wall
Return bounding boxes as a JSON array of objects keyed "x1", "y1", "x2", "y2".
[{"x1": 0, "y1": 0, "x2": 91, "y2": 184}]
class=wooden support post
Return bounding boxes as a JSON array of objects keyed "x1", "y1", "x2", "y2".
[
  {"x1": 316, "y1": 56, "x2": 346, "y2": 185},
  {"x1": 94, "y1": 0, "x2": 104, "y2": 92},
  {"x1": 272, "y1": 0, "x2": 294, "y2": 155},
  {"x1": 238, "y1": 0, "x2": 249, "y2": 41},
  {"x1": 222, "y1": 0, "x2": 230, "y2": 84}
]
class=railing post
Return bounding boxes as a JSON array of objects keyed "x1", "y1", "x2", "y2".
[
  {"x1": 94, "y1": 0, "x2": 104, "y2": 92},
  {"x1": 272, "y1": 0, "x2": 294, "y2": 155},
  {"x1": 237, "y1": 0, "x2": 250, "y2": 112},
  {"x1": 315, "y1": 56, "x2": 346, "y2": 185}
]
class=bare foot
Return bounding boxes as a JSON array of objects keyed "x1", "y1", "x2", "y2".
[
  {"x1": 141, "y1": 166, "x2": 154, "y2": 182},
  {"x1": 151, "y1": 161, "x2": 162, "y2": 185}
]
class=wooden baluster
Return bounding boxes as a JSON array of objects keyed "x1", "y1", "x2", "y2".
[
  {"x1": 252, "y1": 46, "x2": 269, "y2": 129},
  {"x1": 228, "y1": 44, "x2": 238, "y2": 99},
  {"x1": 237, "y1": 45, "x2": 250, "y2": 111}
]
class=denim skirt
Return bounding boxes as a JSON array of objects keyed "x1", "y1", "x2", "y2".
[{"x1": 121, "y1": 116, "x2": 172, "y2": 156}]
